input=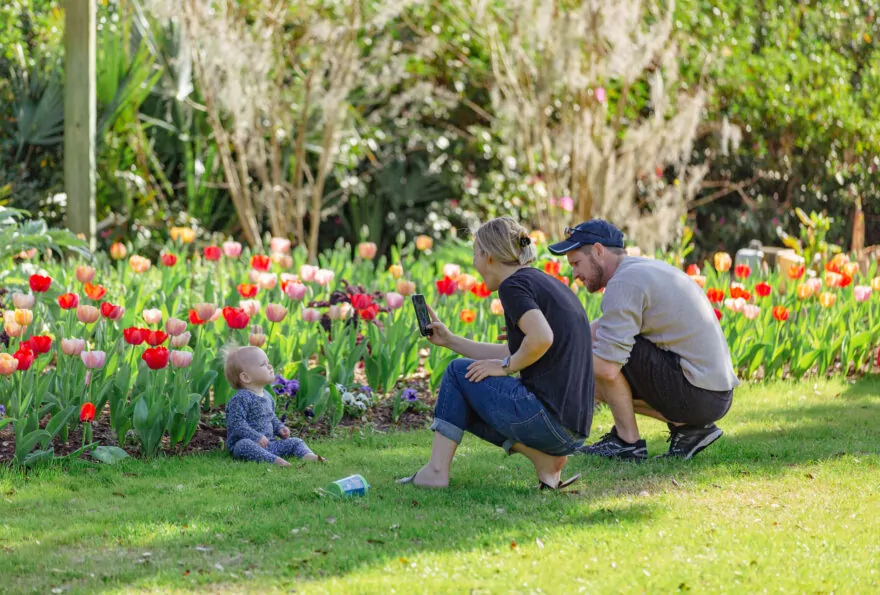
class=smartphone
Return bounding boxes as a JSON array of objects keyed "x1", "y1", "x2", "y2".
[{"x1": 411, "y1": 294, "x2": 433, "y2": 337}]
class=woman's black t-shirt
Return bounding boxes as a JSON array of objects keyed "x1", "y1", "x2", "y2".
[{"x1": 498, "y1": 267, "x2": 594, "y2": 437}]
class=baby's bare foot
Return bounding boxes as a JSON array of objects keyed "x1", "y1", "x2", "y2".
[{"x1": 274, "y1": 457, "x2": 291, "y2": 467}]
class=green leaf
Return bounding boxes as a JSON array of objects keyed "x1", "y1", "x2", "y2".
[{"x1": 92, "y1": 445, "x2": 131, "y2": 464}]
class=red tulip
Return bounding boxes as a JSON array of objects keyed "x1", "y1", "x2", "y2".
[
  {"x1": 188, "y1": 309, "x2": 207, "y2": 325},
  {"x1": 734, "y1": 264, "x2": 751, "y2": 279},
  {"x1": 714, "y1": 308, "x2": 723, "y2": 321},
  {"x1": 772, "y1": 305, "x2": 790, "y2": 321},
  {"x1": 350, "y1": 294, "x2": 373, "y2": 310},
  {"x1": 58, "y1": 293, "x2": 80, "y2": 309},
  {"x1": 729, "y1": 286, "x2": 751, "y2": 301},
  {"x1": 29, "y1": 274, "x2": 52, "y2": 293},
  {"x1": 100, "y1": 302, "x2": 125, "y2": 321},
  {"x1": 471, "y1": 281, "x2": 492, "y2": 298},
  {"x1": 706, "y1": 288, "x2": 725, "y2": 303},
  {"x1": 838, "y1": 274, "x2": 853, "y2": 288},
  {"x1": 145, "y1": 330, "x2": 168, "y2": 346},
  {"x1": 22, "y1": 335, "x2": 52, "y2": 355},
  {"x1": 436, "y1": 277, "x2": 457, "y2": 296},
  {"x1": 13, "y1": 347, "x2": 35, "y2": 371},
  {"x1": 160, "y1": 253, "x2": 178, "y2": 267},
  {"x1": 251, "y1": 254, "x2": 271, "y2": 272},
  {"x1": 543, "y1": 261, "x2": 561, "y2": 276},
  {"x1": 237, "y1": 283, "x2": 258, "y2": 298},
  {"x1": 203, "y1": 246, "x2": 222, "y2": 261},
  {"x1": 84, "y1": 283, "x2": 107, "y2": 301},
  {"x1": 755, "y1": 282, "x2": 771, "y2": 297},
  {"x1": 123, "y1": 327, "x2": 148, "y2": 345},
  {"x1": 685, "y1": 264, "x2": 700, "y2": 276},
  {"x1": 788, "y1": 265, "x2": 805, "y2": 280},
  {"x1": 358, "y1": 303, "x2": 380, "y2": 321},
  {"x1": 142, "y1": 346, "x2": 170, "y2": 370},
  {"x1": 79, "y1": 402, "x2": 96, "y2": 423},
  {"x1": 222, "y1": 306, "x2": 250, "y2": 329}
]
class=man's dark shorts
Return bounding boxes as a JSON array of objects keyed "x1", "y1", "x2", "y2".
[{"x1": 621, "y1": 336, "x2": 733, "y2": 425}]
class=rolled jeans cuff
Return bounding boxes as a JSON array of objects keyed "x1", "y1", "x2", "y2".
[
  {"x1": 501, "y1": 439, "x2": 516, "y2": 456},
  {"x1": 430, "y1": 418, "x2": 464, "y2": 444}
]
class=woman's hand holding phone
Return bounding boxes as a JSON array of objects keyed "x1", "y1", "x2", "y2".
[{"x1": 425, "y1": 305, "x2": 455, "y2": 348}]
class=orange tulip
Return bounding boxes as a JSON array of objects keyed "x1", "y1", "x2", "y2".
[
  {"x1": 713, "y1": 252, "x2": 732, "y2": 273},
  {"x1": 14, "y1": 309, "x2": 33, "y2": 326},
  {"x1": 819, "y1": 292, "x2": 836, "y2": 308},
  {"x1": 0, "y1": 353, "x2": 18, "y2": 375},
  {"x1": 796, "y1": 283, "x2": 814, "y2": 300},
  {"x1": 788, "y1": 265, "x2": 805, "y2": 279},
  {"x1": 129, "y1": 255, "x2": 151, "y2": 273},
  {"x1": 460, "y1": 309, "x2": 476, "y2": 324},
  {"x1": 772, "y1": 306, "x2": 789, "y2": 321},
  {"x1": 76, "y1": 265, "x2": 96, "y2": 284},
  {"x1": 457, "y1": 274, "x2": 477, "y2": 292},
  {"x1": 4, "y1": 320, "x2": 23, "y2": 338},
  {"x1": 872, "y1": 277, "x2": 880, "y2": 292},
  {"x1": 84, "y1": 283, "x2": 107, "y2": 301},
  {"x1": 824, "y1": 271, "x2": 843, "y2": 288},
  {"x1": 388, "y1": 264, "x2": 404, "y2": 279},
  {"x1": 529, "y1": 230, "x2": 546, "y2": 245},
  {"x1": 415, "y1": 235, "x2": 433, "y2": 251},
  {"x1": 357, "y1": 242, "x2": 377, "y2": 260},
  {"x1": 110, "y1": 242, "x2": 127, "y2": 260},
  {"x1": 490, "y1": 299, "x2": 504, "y2": 316},
  {"x1": 170, "y1": 226, "x2": 196, "y2": 243},
  {"x1": 842, "y1": 262, "x2": 860, "y2": 278},
  {"x1": 397, "y1": 280, "x2": 416, "y2": 296}
]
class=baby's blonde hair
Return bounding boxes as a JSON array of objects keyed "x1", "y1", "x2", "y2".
[
  {"x1": 221, "y1": 344, "x2": 262, "y2": 389},
  {"x1": 474, "y1": 217, "x2": 537, "y2": 266}
]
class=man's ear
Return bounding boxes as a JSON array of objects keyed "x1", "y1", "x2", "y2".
[{"x1": 592, "y1": 243, "x2": 604, "y2": 258}]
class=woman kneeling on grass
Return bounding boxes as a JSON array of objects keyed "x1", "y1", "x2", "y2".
[{"x1": 398, "y1": 217, "x2": 595, "y2": 490}]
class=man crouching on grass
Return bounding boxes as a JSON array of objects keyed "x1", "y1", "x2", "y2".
[{"x1": 548, "y1": 220, "x2": 740, "y2": 460}]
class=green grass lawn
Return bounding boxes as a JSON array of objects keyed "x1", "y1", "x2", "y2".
[{"x1": 2, "y1": 377, "x2": 879, "y2": 594}]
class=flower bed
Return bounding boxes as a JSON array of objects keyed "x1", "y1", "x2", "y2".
[{"x1": 0, "y1": 233, "x2": 878, "y2": 466}]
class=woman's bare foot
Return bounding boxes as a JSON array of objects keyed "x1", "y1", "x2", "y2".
[
  {"x1": 511, "y1": 443, "x2": 567, "y2": 487},
  {"x1": 274, "y1": 457, "x2": 291, "y2": 467},
  {"x1": 398, "y1": 464, "x2": 449, "y2": 488}
]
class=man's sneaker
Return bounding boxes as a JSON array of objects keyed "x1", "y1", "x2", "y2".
[
  {"x1": 659, "y1": 423, "x2": 723, "y2": 460},
  {"x1": 578, "y1": 426, "x2": 647, "y2": 461}
]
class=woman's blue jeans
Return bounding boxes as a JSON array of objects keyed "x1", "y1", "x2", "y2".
[{"x1": 430, "y1": 358, "x2": 585, "y2": 456}]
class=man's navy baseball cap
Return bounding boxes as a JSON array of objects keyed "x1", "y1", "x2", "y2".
[{"x1": 548, "y1": 219, "x2": 625, "y2": 255}]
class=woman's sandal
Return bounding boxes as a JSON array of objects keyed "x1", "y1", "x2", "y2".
[
  {"x1": 538, "y1": 473, "x2": 582, "y2": 491},
  {"x1": 396, "y1": 472, "x2": 419, "y2": 485}
]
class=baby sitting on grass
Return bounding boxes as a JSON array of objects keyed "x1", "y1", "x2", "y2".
[{"x1": 223, "y1": 346, "x2": 324, "y2": 466}]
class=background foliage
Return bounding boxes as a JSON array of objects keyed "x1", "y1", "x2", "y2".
[{"x1": 1, "y1": 0, "x2": 878, "y2": 259}]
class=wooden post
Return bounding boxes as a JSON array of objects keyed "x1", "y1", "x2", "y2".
[{"x1": 64, "y1": 0, "x2": 97, "y2": 249}]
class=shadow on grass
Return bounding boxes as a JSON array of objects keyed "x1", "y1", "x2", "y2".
[{"x1": 2, "y1": 377, "x2": 879, "y2": 592}]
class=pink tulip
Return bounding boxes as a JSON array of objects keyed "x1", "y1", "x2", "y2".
[
  {"x1": 12, "y1": 292, "x2": 35, "y2": 310},
  {"x1": 77, "y1": 305, "x2": 101, "y2": 324},
  {"x1": 143, "y1": 308, "x2": 162, "y2": 325},
  {"x1": 854, "y1": 285, "x2": 872, "y2": 302},
  {"x1": 806, "y1": 278, "x2": 823, "y2": 294},
  {"x1": 315, "y1": 269, "x2": 335, "y2": 286},
  {"x1": 248, "y1": 332, "x2": 267, "y2": 348},
  {"x1": 595, "y1": 87, "x2": 607, "y2": 103},
  {"x1": 265, "y1": 303, "x2": 288, "y2": 322},
  {"x1": 490, "y1": 299, "x2": 504, "y2": 316},
  {"x1": 328, "y1": 303, "x2": 351, "y2": 320},
  {"x1": 285, "y1": 282, "x2": 307, "y2": 300},
  {"x1": 222, "y1": 241, "x2": 242, "y2": 258},
  {"x1": 743, "y1": 304, "x2": 761, "y2": 320},
  {"x1": 80, "y1": 350, "x2": 106, "y2": 369},
  {"x1": 724, "y1": 297, "x2": 746, "y2": 313},
  {"x1": 240, "y1": 299, "x2": 261, "y2": 317},
  {"x1": 170, "y1": 350, "x2": 193, "y2": 368},
  {"x1": 4, "y1": 321, "x2": 23, "y2": 338},
  {"x1": 76, "y1": 265, "x2": 96, "y2": 284},
  {"x1": 61, "y1": 338, "x2": 86, "y2": 357},
  {"x1": 442, "y1": 264, "x2": 461, "y2": 280},
  {"x1": 209, "y1": 309, "x2": 223, "y2": 322},
  {"x1": 248, "y1": 269, "x2": 261, "y2": 283},
  {"x1": 385, "y1": 292, "x2": 404, "y2": 310},
  {"x1": 358, "y1": 242, "x2": 377, "y2": 260},
  {"x1": 194, "y1": 303, "x2": 217, "y2": 322},
  {"x1": 300, "y1": 265, "x2": 318, "y2": 282},
  {"x1": 258, "y1": 273, "x2": 278, "y2": 290},
  {"x1": 171, "y1": 331, "x2": 192, "y2": 348},
  {"x1": 270, "y1": 237, "x2": 292, "y2": 254},
  {"x1": 166, "y1": 317, "x2": 187, "y2": 336},
  {"x1": 302, "y1": 308, "x2": 321, "y2": 323},
  {"x1": 558, "y1": 196, "x2": 574, "y2": 212},
  {"x1": 274, "y1": 253, "x2": 294, "y2": 269}
]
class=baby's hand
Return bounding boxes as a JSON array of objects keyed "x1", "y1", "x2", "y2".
[
  {"x1": 279, "y1": 426, "x2": 290, "y2": 439},
  {"x1": 258, "y1": 436, "x2": 270, "y2": 448}
]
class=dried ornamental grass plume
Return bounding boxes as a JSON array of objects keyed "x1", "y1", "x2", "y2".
[{"x1": 459, "y1": 0, "x2": 709, "y2": 252}]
